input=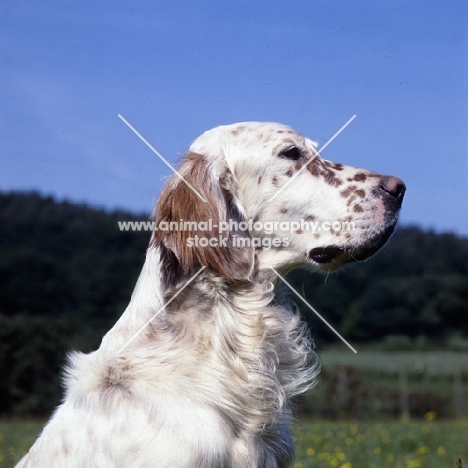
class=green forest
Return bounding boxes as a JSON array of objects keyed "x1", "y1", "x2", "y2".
[{"x1": 1, "y1": 191, "x2": 467, "y2": 417}]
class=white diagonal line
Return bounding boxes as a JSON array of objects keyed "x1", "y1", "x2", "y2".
[
  {"x1": 117, "y1": 266, "x2": 206, "y2": 355},
  {"x1": 269, "y1": 266, "x2": 357, "y2": 353},
  {"x1": 317, "y1": 114, "x2": 356, "y2": 153},
  {"x1": 268, "y1": 115, "x2": 357, "y2": 202},
  {"x1": 118, "y1": 114, "x2": 208, "y2": 203}
]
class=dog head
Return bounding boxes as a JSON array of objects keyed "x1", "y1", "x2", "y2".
[{"x1": 151, "y1": 122, "x2": 405, "y2": 286}]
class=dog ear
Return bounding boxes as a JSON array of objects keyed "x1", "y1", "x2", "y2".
[{"x1": 150, "y1": 152, "x2": 255, "y2": 288}]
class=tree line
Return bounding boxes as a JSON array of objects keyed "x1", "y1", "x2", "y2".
[{"x1": 1, "y1": 191, "x2": 467, "y2": 416}]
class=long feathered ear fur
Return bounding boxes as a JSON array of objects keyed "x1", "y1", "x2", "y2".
[{"x1": 150, "y1": 152, "x2": 255, "y2": 288}]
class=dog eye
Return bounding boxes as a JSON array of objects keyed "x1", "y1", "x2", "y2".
[{"x1": 278, "y1": 146, "x2": 303, "y2": 161}]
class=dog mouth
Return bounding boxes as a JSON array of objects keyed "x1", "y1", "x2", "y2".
[{"x1": 308, "y1": 225, "x2": 395, "y2": 266}]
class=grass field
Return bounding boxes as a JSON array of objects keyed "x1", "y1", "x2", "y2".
[
  {"x1": 0, "y1": 421, "x2": 42, "y2": 467},
  {"x1": 293, "y1": 419, "x2": 467, "y2": 468},
  {"x1": 1, "y1": 419, "x2": 466, "y2": 468}
]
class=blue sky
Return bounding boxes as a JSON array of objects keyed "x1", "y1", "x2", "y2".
[{"x1": 1, "y1": 0, "x2": 467, "y2": 235}]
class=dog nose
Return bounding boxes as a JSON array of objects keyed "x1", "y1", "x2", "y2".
[{"x1": 379, "y1": 176, "x2": 406, "y2": 205}]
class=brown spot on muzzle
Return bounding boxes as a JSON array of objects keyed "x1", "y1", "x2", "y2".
[
  {"x1": 307, "y1": 158, "x2": 343, "y2": 186},
  {"x1": 340, "y1": 185, "x2": 357, "y2": 198},
  {"x1": 323, "y1": 170, "x2": 343, "y2": 187},
  {"x1": 325, "y1": 161, "x2": 344, "y2": 171},
  {"x1": 353, "y1": 173, "x2": 367, "y2": 182}
]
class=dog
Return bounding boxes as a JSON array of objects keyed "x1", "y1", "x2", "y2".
[{"x1": 16, "y1": 122, "x2": 405, "y2": 467}]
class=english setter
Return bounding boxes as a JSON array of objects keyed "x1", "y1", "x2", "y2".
[{"x1": 17, "y1": 122, "x2": 405, "y2": 467}]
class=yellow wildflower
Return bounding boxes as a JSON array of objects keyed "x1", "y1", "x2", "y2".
[{"x1": 424, "y1": 411, "x2": 436, "y2": 421}]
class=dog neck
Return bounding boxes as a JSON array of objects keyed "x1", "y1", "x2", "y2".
[{"x1": 99, "y1": 246, "x2": 315, "y2": 392}]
